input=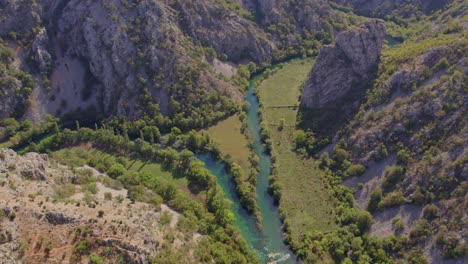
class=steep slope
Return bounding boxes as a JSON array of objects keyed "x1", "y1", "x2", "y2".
[
  {"x1": 298, "y1": 2, "x2": 467, "y2": 262},
  {"x1": 0, "y1": 0, "x2": 347, "y2": 130}
]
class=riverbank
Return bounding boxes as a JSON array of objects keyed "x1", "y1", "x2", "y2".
[{"x1": 254, "y1": 59, "x2": 338, "y2": 247}]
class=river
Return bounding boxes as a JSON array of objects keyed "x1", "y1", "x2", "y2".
[{"x1": 197, "y1": 75, "x2": 296, "y2": 263}]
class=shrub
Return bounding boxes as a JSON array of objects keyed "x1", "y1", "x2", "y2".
[
  {"x1": 82, "y1": 182, "x2": 98, "y2": 194},
  {"x1": 54, "y1": 184, "x2": 76, "y2": 201},
  {"x1": 410, "y1": 219, "x2": 431, "y2": 243},
  {"x1": 392, "y1": 217, "x2": 404, "y2": 232},
  {"x1": 98, "y1": 210, "x2": 104, "y2": 218},
  {"x1": 89, "y1": 254, "x2": 104, "y2": 264},
  {"x1": 382, "y1": 166, "x2": 405, "y2": 190},
  {"x1": 160, "y1": 211, "x2": 172, "y2": 226},
  {"x1": 357, "y1": 211, "x2": 373, "y2": 233},
  {"x1": 75, "y1": 240, "x2": 88, "y2": 254},
  {"x1": 368, "y1": 188, "x2": 382, "y2": 212},
  {"x1": 345, "y1": 164, "x2": 366, "y2": 177},
  {"x1": 107, "y1": 163, "x2": 126, "y2": 178},
  {"x1": 397, "y1": 148, "x2": 410, "y2": 164},
  {"x1": 380, "y1": 192, "x2": 407, "y2": 208},
  {"x1": 104, "y1": 192, "x2": 112, "y2": 201},
  {"x1": 334, "y1": 148, "x2": 350, "y2": 163},
  {"x1": 422, "y1": 204, "x2": 438, "y2": 220}
]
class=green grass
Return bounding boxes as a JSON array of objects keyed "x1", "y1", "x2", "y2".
[
  {"x1": 201, "y1": 115, "x2": 251, "y2": 174},
  {"x1": 51, "y1": 146, "x2": 199, "y2": 200},
  {"x1": 257, "y1": 60, "x2": 338, "y2": 241}
]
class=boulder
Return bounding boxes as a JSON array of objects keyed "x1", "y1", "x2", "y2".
[{"x1": 45, "y1": 212, "x2": 76, "y2": 225}]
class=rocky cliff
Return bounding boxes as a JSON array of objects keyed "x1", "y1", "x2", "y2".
[
  {"x1": 0, "y1": 0, "x2": 340, "y2": 126},
  {"x1": 300, "y1": 19, "x2": 386, "y2": 109}
]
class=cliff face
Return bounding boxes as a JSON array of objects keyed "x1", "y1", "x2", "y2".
[
  {"x1": 300, "y1": 19, "x2": 386, "y2": 109},
  {"x1": 0, "y1": 0, "x2": 338, "y2": 123}
]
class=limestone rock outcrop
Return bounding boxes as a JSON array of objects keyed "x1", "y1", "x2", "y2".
[
  {"x1": 301, "y1": 19, "x2": 386, "y2": 109},
  {"x1": 31, "y1": 27, "x2": 51, "y2": 71}
]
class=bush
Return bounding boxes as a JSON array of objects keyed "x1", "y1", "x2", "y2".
[
  {"x1": 334, "y1": 148, "x2": 350, "y2": 163},
  {"x1": 90, "y1": 254, "x2": 104, "y2": 264},
  {"x1": 54, "y1": 184, "x2": 76, "y2": 201},
  {"x1": 410, "y1": 219, "x2": 431, "y2": 243},
  {"x1": 104, "y1": 192, "x2": 112, "y2": 201},
  {"x1": 75, "y1": 240, "x2": 88, "y2": 254},
  {"x1": 82, "y1": 182, "x2": 98, "y2": 194},
  {"x1": 392, "y1": 217, "x2": 404, "y2": 232},
  {"x1": 380, "y1": 192, "x2": 407, "y2": 208},
  {"x1": 368, "y1": 188, "x2": 382, "y2": 212},
  {"x1": 397, "y1": 148, "x2": 410, "y2": 164},
  {"x1": 382, "y1": 166, "x2": 405, "y2": 190},
  {"x1": 107, "y1": 163, "x2": 126, "y2": 178},
  {"x1": 345, "y1": 164, "x2": 366, "y2": 177},
  {"x1": 422, "y1": 204, "x2": 438, "y2": 220},
  {"x1": 357, "y1": 211, "x2": 373, "y2": 233}
]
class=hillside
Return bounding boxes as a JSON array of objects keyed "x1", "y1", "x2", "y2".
[
  {"x1": 0, "y1": 148, "x2": 202, "y2": 263},
  {"x1": 0, "y1": 0, "x2": 359, "y2": 131},
  {"x1": 294, "y1": 0, "x2": 467, "y2": 262}
]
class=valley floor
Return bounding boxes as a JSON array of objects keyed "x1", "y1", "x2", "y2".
[{"x1": 256, "y1": 60, "x2": 338, "y2": 242}]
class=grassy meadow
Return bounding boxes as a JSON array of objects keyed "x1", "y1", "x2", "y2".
[
  {"x1": 201, "y1": 115, "x2": 251, "y2": 176},
  {"x1": 257, "y1": 60, "x2": 338, "y2": 241}
]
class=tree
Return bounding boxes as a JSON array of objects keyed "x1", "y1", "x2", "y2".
[
  {"x1": 356, "y1": 211, "x2": 373, "y2": 233},
  {"x1": 21, "y1": 120, "x2": 32, "y2": 131},
  {"x1": 164, "y1": 184, "x2": 177, "y2": 201},
  {"x1": 294, "y1": 130, "x2": 307, "y2": 149},
  {"x1": 1, "y1": 118, "x2": 20, "y2": 136}
]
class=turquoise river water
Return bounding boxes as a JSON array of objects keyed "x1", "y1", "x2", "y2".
[{"x1": 197, "y1": 76, "x2": 296, "y2": 263}]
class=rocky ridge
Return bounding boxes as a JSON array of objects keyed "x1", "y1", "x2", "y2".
[{"x1": 300, "y1": 19, "x2": 386, "y2": 109}]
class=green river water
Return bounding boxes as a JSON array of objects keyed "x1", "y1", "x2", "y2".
[{"x1": 197, "y1": 75, "x2": 296, "y2": 263}]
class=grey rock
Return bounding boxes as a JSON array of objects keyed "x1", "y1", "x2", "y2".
[
  {"x1": 45, "y1": 212, "x2": 76, "y2": 225},
  {"x1": 20, "y1": 169, "x2": 46, "y2": 181},
  {"x1": 31, "y1": 27, "x2": 51, "y2": 71},
  {"x1": 390, "y1": 71, "x2": 417, "y2": 91},
  {"x1": 301, "y1": 19, "x2": 386, "y2": 109},
  {"x1": 417, "y1": 46, "x2": 448, "y2": 68}
]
